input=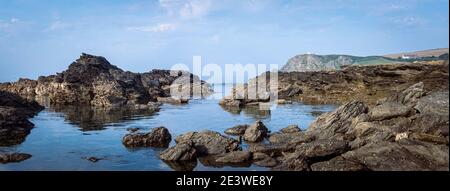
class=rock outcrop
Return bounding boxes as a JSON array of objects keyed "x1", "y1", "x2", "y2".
[
  {"x1": 159, "y1": 141, "x2": 197, "y2": 161},
  {"x1": 122, "y1": 127, "x2": 172, "y2": 148},
  {"x1": 243, "y1": 120, "x2": 269, "y2": 143},
  {"x1": 221, "y1": 61, "x2": 448, "y2": 106},
  {"x1": 0, "y1": 53, "x2": 212, "y2": 107},
  {"x1": 0, "y1": 91, "x2": 44, "y2": 146}
]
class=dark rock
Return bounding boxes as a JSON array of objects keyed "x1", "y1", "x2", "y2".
[
  {"x1": 224, "y1": 124, "x2": 249, "y2": 135},
  {"x1": 122, "y1": 127, "x2": 171, "y2": 148},
  {"x1": 160, "y1": 141, "x2": 197, "y2": 161},
  {"x1": 126, "y1": 127, "x2": 141, "y2": 133},
  {"x1": 248, "y1": 144, "x2": 291, "y2": 157},
  {"x1": 85, "y1": 157, "x2": 103, "y2": 163},
  {"x1": 243, "y1": 120, "x2": 269, "y2": 142},
  {"x1": 273, "y1": 152, "x2": 310, "y2": 171},
  {"x1": 295, "y1": 139, "x2": 349, "y2": 161},
  {"x1": 157, "y1": 97, "x2": 189, "y2": 104},
  {"x1": 175, "y1": 130, "x2": 240, "y2": 155},
  {"x1": 163, "y1": 160, "x2": 197, "y2": 171},
  {"x1": 0, "y1": 153, "x2": 32, "y2": 164},
  {"x1": 253, "y1": 157, "x2": 278, "y2": 167},
  {"x1": 269, "y1": 132, "x2": 304, "y2": 145}
]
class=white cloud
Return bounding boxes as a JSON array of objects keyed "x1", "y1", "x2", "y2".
[
  {"x1": 159, "y1": 0, "x2": 212, "y2": 19},
  {"x1": 0, "y1": 18, "x2": 21, "y2": 30},
  {"x1": 127, "y1": 23, "x2": 177, "y2": 32},
  {"x1": 46, "y1": 21, "x2": 72, "y2": 31}
]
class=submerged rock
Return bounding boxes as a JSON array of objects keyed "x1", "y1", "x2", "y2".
[
  {"x1": 280, "y1": 125, "x2": 301, "y2": 133},
  {"x1": 122, "y1": 127, "x2": 172, "y2": 148},
  {"x1": 175, "y1": 130, "x2": 240, "y2": 155},
  {"x1": 243, "y1": 120, "x2": 269, "y2": 142},
  {"x1": 0, "y1": 153, "x2": 32, "y2": 164}
]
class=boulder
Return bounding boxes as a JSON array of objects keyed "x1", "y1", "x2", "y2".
[
  {"x1": 269, "y1": 132, "x2": 305, "y2": 145},
  {"x1": 160, "y1": 141, "x2": 197, "y2": 161},
  {"x1": 243, "y1": 120, "x2": 269, "y2": 142},
  {"x1": 310, "y1": 156, "x2": 368, "y2": 171},
  {"x1": 0, "y1": 153, "x2": 32, "y2": 164},
  {"x1": 157, "y1": 97, "x2": 189, "y2": 104},
  {"x1": 175, "y1": 130, "x2": 240, "y2": 155},
  {"x1": 215, "y1": 151, "x2": 252, "y2": 164},
  {"x1": 122, "y1": 127, "x2": 171, "y2": 148},
  {"x1": 295, "y1": 139, "x2": 349, "y2": 161},
  {"x1": 253, "y1": 157, "x2": 278, "y2": 167},
  {"x1": 224, "y1": 124, "x2": 249, "y2": 135},
  {"x1": 272, "y1": 152, "x2": 310, "y2": 171}
]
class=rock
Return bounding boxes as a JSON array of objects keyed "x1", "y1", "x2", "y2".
[
  {"x1": 370, "y1": 102, "x2": 412, "y2": 121},
  {"x1": 307, "y1": 101, "x2": 368, "y2": 140},
  {"x1": 269, "y1": 132, "x2": 305, "y2": 145},
  {"x1": 275, "y1": 99, "x2": 291, "y2": 104},
  {"x1": 252, "y1": 152, "x2": 270, "y2": 161},
  {"x1": 414, "y1": 91, "x2": 449, "y2": 118},
  {"x1": 295, "y1": 139, "x2": 349, "y2": 161},
  {"x1": 342, "y1": 140, "x2": 449, "y2": 171},
  {"x1": 122, "y1": 127, "x2": 171, "y2": 148},
  {"x1": 0, "y1": 91, "x2": 44, "y2": 146},
  {"x1": 388, "y1": 82, "x2": 425, "y2": 106},
  {"x1": 159, "y1": 141, "x2": 197, "y2": 161},
  {"x1": 280, "y1": 125, "x2": 301, "y2": 133},
  {"x1": 215, "y1": 151, "x2": 252, "y2": 164},
  {"x1": 408, "y1": 132, "x2": 448, "y2": 145},
  {"x1": 0, "y1": 53, "x2": 212, "y2": 107},
  {"x1": 224, "y1": 124, "x2": 249, "y2": 135},
  {"x1": 248, "y1": 144, "x2": 291, "y2": 157},
  {"x1": 175, "y1": 130, "x2": 240, "y2": 155},
  {"x1": 254, "y1": 157, "x2": 278, "y2": 167},
  {"x1": 273, "y1": 152, "x2": 310, "y2": 171},
  {"x1": 0, "y1": 153, "x2": 32, "y2": 164},
  {"x1": 310, "y1": 156, "x2": 368, "y2": 171},
  {"x1": 85, "y1": 157, "x2": 103, "y2": 163},
  {"x1": 157, "y1": 97, "x2": 189, "y2": 104},
  {"x1": 243, "y1": 120, "x2": 269, "y2": 142}
]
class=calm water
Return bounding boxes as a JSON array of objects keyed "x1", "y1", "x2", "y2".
[{"x1": 0, "y1": 84, "x2": 336, "y2": 171}]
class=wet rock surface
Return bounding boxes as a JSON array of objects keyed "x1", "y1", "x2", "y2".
[
  {"x1": 160, "y1": 141, "x2": 197, "y2": 161},
  {"x1": 122, "y1": 127, "x2": 172, "y2": 148}
]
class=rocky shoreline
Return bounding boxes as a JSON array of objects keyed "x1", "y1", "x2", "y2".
[{"x1": 151, "y1": 82, "x2": 448, "y2": 171}]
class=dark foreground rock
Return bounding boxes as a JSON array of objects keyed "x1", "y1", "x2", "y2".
[
  {"x1": 122, "y1": 127, "x2": 171, "y2": 148},
  {"x1": 0, "y1": 91, "x2": 44, "y2": 146},
  {"x1": 224, "y1": 124, "x2": 249, "y2": 135},
  {"x1": 243, "y1": 120, "x2": 269, "y2": 142},
  {"x1": 0, "y1": 153, "x2": 32, "y2": 164}
]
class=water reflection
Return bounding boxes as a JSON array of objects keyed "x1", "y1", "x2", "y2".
[{"x1": 47, "y1": 105, "x2": 159, "y2": 131}]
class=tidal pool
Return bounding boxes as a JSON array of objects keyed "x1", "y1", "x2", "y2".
[{"x1": 0, "y1": 84, "x2": 336, "y2": 171}]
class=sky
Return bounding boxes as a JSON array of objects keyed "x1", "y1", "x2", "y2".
[{"x1": 0, "y1": 0, "x2": 449, "y2": 82}]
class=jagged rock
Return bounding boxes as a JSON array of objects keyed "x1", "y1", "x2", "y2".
[
  {"x1": 160, "y1": 141, "x2": 197, "y2": 161},
  {"x1": 0, "y1": 153, "x2": 32, "y2": 164},
  {"x1": 272, "y1": 152, "x2": 310, "y2": 171},
  {"x1": 252, "y1": 152, "x2": 270, "y2": 161},
  {"x1": 163, "y1": 160, "x2": 197, "y2": 171},
  {"x1": 280, "y1": 125, "x2": 301, "y2": 133},
  {"x1": 387, "y1": 82, "x2": 425, "y2": 105},
  {"x1": 370, "y1": 102, "x2": 412, "y2": 121},
  {"x1": 175, "y1": 130, "x2": 240, "y2": 155},
  {"x1": 243, "y1": 120, "x2": 269, "y2": 142},
  {"x1": 307, "y1": 101, "x2": 368, "y2": 140},
  {"x1": 224, "y1": 124, "x2": 249, "y2": 135},
  {"x1": 248, "y1": 144, "x2": 291, "y2": 157},
  {"x1": 122, "y1": 127, "x2": 171, "y2": 148},
  {"x1": 310, "y1": 156, "x2": 368, "y2": 171},
  {"x1": 215, "y1": 151, "x2": 252, "y2": 164},
  {"x1": 408, "y1": 132, "x2": 449, "y2": 145}
]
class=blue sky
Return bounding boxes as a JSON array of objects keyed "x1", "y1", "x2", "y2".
[{"x1": 0, "y1": 0, "x2": 448, "y2": 82}]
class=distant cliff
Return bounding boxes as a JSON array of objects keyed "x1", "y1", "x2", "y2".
[{"x1": 281, "y1": 54, "x2": 398, "y2": 72}]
